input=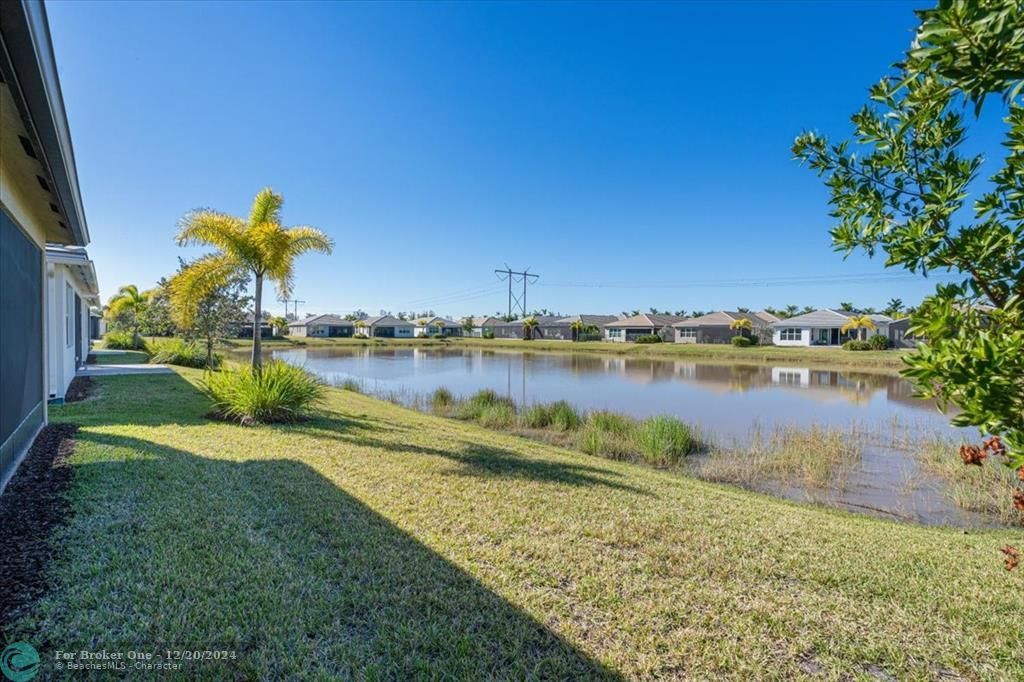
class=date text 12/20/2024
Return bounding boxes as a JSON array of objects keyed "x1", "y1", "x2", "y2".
[{"x1": 52, "y1": 649, "x2": 237, "y2": 672}]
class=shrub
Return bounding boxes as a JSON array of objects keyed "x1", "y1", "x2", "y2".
[
  {"x1": 867, "y1": 334, "x2": 890, "y2": 350},
  {"x1": 575, "y1": 424, "x2": 637, "y2": 460},
  {"x1": 104, "y1": 330, "x2": 146, "y2": 350},
  {"x1": 636, "y1": 416, "x2": 698, "y2": 465},
  {"x1": 482, "y1": 330, "x2": 495, "y2": 339},
  {"x1": 416, "y1": 332, "x2": 429, "y2": 338},
  {"x1": 634, "y1": 334, "x2": 662, "y2": 344},
  {"x1": 201, "y1": 360, "x2": 324, "y2": 424},
  {"x1": 149, "y1": 339, "x2": 219, "y2": 369},
  {"x1": 730, "y1": 336, "x2": 752, "y2": 347},
  {"x1": 842, "y1": 339, "x2": 872, "y2": 351},
  {"x1": 353, "y1": 333, "x2": 369, "y2": 339},
  {"x1": 430, "y1": 387, "x2": 454, "y2": 412},
  {"x1": 576, "y1": 332, "x2": 602, "y2": 342}
]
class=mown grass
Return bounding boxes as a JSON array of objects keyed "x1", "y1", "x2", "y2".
[
  {"x1": 87, "y1": 349, "x2": 150, "y2": 365},
  {"x1": 11, "y1": 370, "x2": 1023, "y2": 679}
]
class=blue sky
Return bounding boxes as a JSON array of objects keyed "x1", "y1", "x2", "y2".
[{"x1": 47, "y1": 0, "x2": 999, "y2": 318}]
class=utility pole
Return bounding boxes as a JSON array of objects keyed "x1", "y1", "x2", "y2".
[
  {"x1": 494, "y1": 265, "x2": 539, "y2": 319},
  {"x1": 279, "y1": 298, "x2": 306, "y2": 320}
]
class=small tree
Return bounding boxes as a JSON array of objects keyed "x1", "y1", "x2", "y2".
[
  {"x1": 840, "y1": 315, "x2": 877, "y2": 341},
  {"x1": 105, "y1": 285, "x2": 149, "y2": 335},
  {"x1": 729, "y1": 318, "x2": 753, "y2": 337},
  {"x1": 461, "y1": 316, "x2": 474, "y2": 335},
  {"x1": 794, "y1": 0, "x2": 1024, "y2": 473},
  {"x1": 569, "y1": 319, "x2": 585, "y2": 341},
  {"x1": 885, "y1": 298, "x2": 905, "y2": 317},
  {"x1": 179, "y1": 275, "x2": 251, "y2": 368},
  {"x1": 433, "y1": 320, "x2": 446, "y2": 336},
  {"x1": 270, "y1": 316, "x2": 288, "y2": 337},
  {"x1": 137, "y1": 280, "x2": 176, "y2": 340}
]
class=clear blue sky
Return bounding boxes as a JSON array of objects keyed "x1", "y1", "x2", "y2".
[{"x1": 46, "y1": 0, "x2": 1001, "y2": 318}]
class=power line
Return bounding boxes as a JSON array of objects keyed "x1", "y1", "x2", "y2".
[
  {"x1": 495, "y1": 265, "x2": 540, "y2": 319},
  {"x1": 537, "y1": 271, "x2": 961, "y2": 290}
]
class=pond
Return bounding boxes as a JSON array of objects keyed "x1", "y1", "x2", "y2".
[{"x1": 271, "y1": 346, "x2": 994, "y2": 527}]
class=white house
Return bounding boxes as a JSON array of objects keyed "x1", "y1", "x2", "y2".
[
  {"x1": 1, "y1": 0, "x2": 94, "y2": 491},
  {"x1": 411, "y1": 316, "x2": 463, "y2": 337},
  {"x1": 45, "y1": 245, "x2": 99, "y2": 402},
  {"x1": 288, "y1": 314, "x2": 354, "y2": 338},
  {"x1": 770, "y1": 309, "x2": 893, "y2": 347}
]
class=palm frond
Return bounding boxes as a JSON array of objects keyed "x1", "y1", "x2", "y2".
[
  {"x1": 169, "y1": 253, "x2": 244, "y2": 327},
  {"x1": 286, "y1": 226, "x2": 334, "y2": 257},
  {"x1": 176, "y1": 210, "x2": 249, "y2": 253},
  {"x1": 248, "y1": 187, "x2": 283, "y2": 228}
]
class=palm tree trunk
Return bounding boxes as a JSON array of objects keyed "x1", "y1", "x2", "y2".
[{"x1": 252, "y1": 274, "x2": 263, "y2": 370}]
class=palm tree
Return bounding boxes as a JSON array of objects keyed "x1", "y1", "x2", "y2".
[
  {"x1": 433, "y1": 320, "x2": 446, "y2": 337},
  {"x1": 841, "y1": 314, "x2": 877, "y2": 341},
  {"x1": 885, "y1": 298, "x2": 904, "y2": 317},
  {"x1": 170, "y1": 188, "x2": 333, "y2": 368},
  {"x1": 355, "y1": 320, "x2": 368, "y2": 337},
  {"x1": 522, "y1": 316, "x2": 539, "y2": 340},
  {"x1": 569, "y1": 318, "x2": 585, "y2": 341},
  {"x1": 105, "y1": 284, "x2": 149, "y2": 333},
  {"x1": 270, "y1": 316, "x2": 288, "y2": 337},
  {"x1": 729, "y1": 317, "x2": 753, "y2": 338},
  {"x1": 784, "y1": 304, "x2": 799, "y2": 318},
  {"x1": 839, "y1": 301, "x2": 856, "y2": 312}
]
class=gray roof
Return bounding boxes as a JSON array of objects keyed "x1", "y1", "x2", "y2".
[
  {"x1": 412, "y1": 316, "x2": 460, "y2": 327},
  {"x1": 289, "y1": 314, "x2": 353, "y2": 328},
  {"x1": 45, "y1": 244, "x2": 98, "y2": 301},
  {"x1": 363, "y1": 315, "x2": 414, "y2": 327},
  {"x1": 672, "y1": 311, "x2": 767, "y2": 328},
  {"x1": 556, "y1": 314, "x2": 619, "y2": 327},
  {"x1": 604, "y1": 313, "x2": 685, "y2": 328},
  {"x1": 769, "y1": 309, "x2": 892, "y2": 328},
  {"x1": 470, "y1": 316, "x2": 501, "y2": 327}
]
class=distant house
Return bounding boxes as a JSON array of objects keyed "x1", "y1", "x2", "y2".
[
  {"x1": 489, "y1": 315, "x2": 567, "y2": 340},
  {"x1": 231, "y1": 312, "x2": 274, "y2": 339},
  {"x1": 547, "y1": 314, "x2": 618, "y2": 341},
  {"x1": 770, "y1": 309, "x2": 893, "y2": 346},
  {"x1": 673, "y1": 311, "x2": 778, "y2": 344},
  {"x1": 288, "y1": 314, "x2": 355, "y2": 338},
  {"x1": 886, "y1": 317, "x2": 920, "y2": 348},
  {"x1": 363, "y1": 315, "x2": 414, "y2": 338},
  {"x1": 603, "y1": 314, "x2": 685, "y2": 342},
  {"x1": 411, "y1": 316, "x2": 462, "y2": 337},
  {"x1": 467, "y1": 316, "x2": 502, "y2": 337},
  {"x1": 45, "y1": 245, "x2": 99, "y2": 403},
  {"x1": 490, "y1": 318, "x2": 530, "y2": 339}
]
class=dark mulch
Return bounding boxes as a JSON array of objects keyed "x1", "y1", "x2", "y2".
[
  {"x1": 0, "y1": 423, "x2": 78, "y2": 629},
  {"x1": 86, "y1": 353, "x2": 97, "y2": 365},
  {"x1": 64, "y1": 375, "x2": 95, "y2": 403}
]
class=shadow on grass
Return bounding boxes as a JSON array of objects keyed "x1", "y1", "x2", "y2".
[{"x1": 21, "y1": 429, "x2": 622, "y2": 680}]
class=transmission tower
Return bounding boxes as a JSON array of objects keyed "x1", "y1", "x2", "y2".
[{"x1": 494, "y1": 265, "x2": 540, "y2": 319}]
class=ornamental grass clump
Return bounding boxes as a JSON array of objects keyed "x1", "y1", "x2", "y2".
[
  {"x1": 636, "y1": 416, "x2": 700, "y2": 465},
  {"x1": 430, "y1": 387, "x2": 455, "y2": 413},
  {"x1": 455, "y1": 388, "x2": 515, "y2": 421},
  {"x1": 201, "y1": 360, "x2": 324, "y2": 424}
]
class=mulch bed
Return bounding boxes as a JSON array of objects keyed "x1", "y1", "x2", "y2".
[
  {"x1": 0, "y1": 423, "x2": 78, "y2": 629},
  {"x1": 64, "y1": 375, "x2": 95, "y2": 403}
]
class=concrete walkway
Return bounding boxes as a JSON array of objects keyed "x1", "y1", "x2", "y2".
[{"x1": 78, "y1": 364, "x2": 173, "y2": 377}]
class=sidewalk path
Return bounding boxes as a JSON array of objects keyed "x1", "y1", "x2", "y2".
[{"x1": 78, "y1": 364, "x2": 173, "y2": 377}]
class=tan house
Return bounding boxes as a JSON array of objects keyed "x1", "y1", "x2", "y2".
[
  {"x1": 674, "y1": 311, "x2": 779, "y2": 344},
  {"x1": 603, "y1": 314, "x2": 685, "y2": 342}
]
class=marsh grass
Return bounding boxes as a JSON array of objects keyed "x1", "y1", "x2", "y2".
[
  {"x1": 150, "y1": 339, "x2": 219, "y2": 369},
  {"x1": 335, "y1": 378, "x2": 364, "y2": 393},
  {"x1": 692, "y1": 424, "x2": 863, "y2": 490},
  {"x1": 916, "y1": 439, "x2": 1024, "y2": 526},
  {"x1": 430, "y1": 387, "x2": 455, "y2": 414}
]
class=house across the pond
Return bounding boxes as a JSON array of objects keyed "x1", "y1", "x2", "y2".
[
  {"x1": 673, "y1": 311, "x2": 779, "y2": 344},
  {"x1": 363, "y1": 315, "x2": 414, "y2": 338},
  {"x1": 411, "y1": 316, "x2": 463, "y2": 337},
  {"x1": 288, "y1": 314, "x2": 355, "y2": 338},
  {"x1": 603, "y1": 314, "x2": 685, "y2": 342},
  {"x1": 770, "y1": 309, "x2": 893, "y2": 346}
]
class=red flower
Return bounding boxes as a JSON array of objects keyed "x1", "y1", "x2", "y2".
[
  {"x1": 982, "y1": 436, "x2": 1007, "y2": 458},
  {"x1": 1013, "y1": 490, "x2": 1024, "y2": 514}
]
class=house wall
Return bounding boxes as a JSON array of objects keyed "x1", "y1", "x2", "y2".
[
  {"x1": 772, "y1": 327, "x2": 811, "y2": 347},
  {"x1": 605, "y1": 327, "x2": 657, "y2": 342},
  {"x1": 45, "y1": 263, "x2": 91, "y2": 401},
  {"x1": 537, "y1": 324, "x2": 572, "y2": 341}
]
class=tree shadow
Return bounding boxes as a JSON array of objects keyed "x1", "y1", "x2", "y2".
[{"x1": 23, "y1": 429, "x2": 623, "y2": 680}]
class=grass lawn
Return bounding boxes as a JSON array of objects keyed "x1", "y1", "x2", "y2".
[
  {"x1": 12, "y1": 369, "x2": 1022, "y2": 679},
  {"x1": 88, "y1": 349, "x2": 150, "y2": 365},
  {"x1": 224, "y1": 336, "x2": 909, "y2": 370}
]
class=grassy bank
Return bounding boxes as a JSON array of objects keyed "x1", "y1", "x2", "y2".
[
  {"x1": 11, "y1": 370, "x2": 1021, "y2": 678},
  {"x1": 222, "y1": 335, "x2": 909, "y2": 370}
]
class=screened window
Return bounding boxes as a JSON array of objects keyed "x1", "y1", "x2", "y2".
[
  {"x1": 677, "y1": 328, "x2": 697, "y2": 339},
  {"x1": 780, "y1": 328, "x2": 801, "y2": 342},
  {"x1": 607, "y1": 328, "x2": 623, "y2": 338}
]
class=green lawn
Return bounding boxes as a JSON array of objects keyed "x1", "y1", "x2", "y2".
[
  {"x1": 13, "y1": 369, "x2": 1022, "y2": 679},
  {"x1": 226, "y1": 336, "x2": 909, "y2": 370},
  {"x1": 88, "y1": 349, "x2": 150, "y2": 365}
]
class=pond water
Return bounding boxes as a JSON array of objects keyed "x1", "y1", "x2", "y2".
[{"x1": 271, "y1": 346, "x2": 991, "y2": 527}]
